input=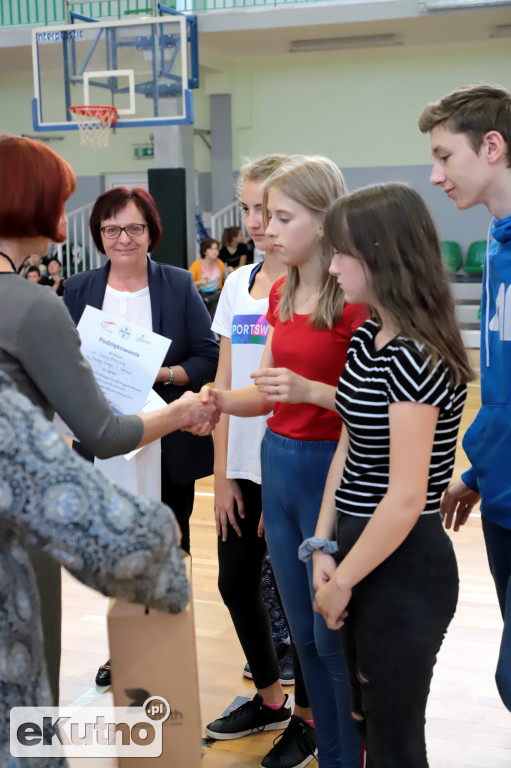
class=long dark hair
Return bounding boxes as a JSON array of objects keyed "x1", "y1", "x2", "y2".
[{"x1": 325, "y1": 182, "x2": 474, "y2": 385}]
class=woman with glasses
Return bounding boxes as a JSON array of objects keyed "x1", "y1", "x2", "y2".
[
  {"x1": 64, "y1": 186, "x2": 219, "y2": 685},
  {"x1": 65, "y1": 185, "x2": 219, "y2": 555}
]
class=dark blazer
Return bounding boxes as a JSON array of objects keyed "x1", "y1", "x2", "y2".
[{"x1": 65, "y1": 257, "x2": 219, "y2": 485}]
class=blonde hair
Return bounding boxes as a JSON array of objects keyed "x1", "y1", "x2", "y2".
[
  {"x1": 262, "y1": 155, "x2": 347, "y2": 330},
  {"x1": 238, "y1": 154, "x2": 291, "y2": 193}
]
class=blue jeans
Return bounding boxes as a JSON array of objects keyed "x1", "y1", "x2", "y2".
[
  {"x1": 482, "y1": 516, "x2": 511, "y2": 711},
  {"x1": 261, "y1": 429, "x2": 361, "y2": 768}
]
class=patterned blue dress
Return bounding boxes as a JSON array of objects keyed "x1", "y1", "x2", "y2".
[{"x1": 0, "y1": 371, "x2": 189, "y2": 767}]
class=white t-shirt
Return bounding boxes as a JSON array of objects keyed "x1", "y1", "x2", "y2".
[
  {"x1": 212, "y1": 264, "x2": 271, "y2": 484},
  {"x1": 95, "y1": 284, "x2": 161, "y2": 500}
]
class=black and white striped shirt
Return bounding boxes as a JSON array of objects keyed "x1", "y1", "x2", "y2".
[{"x1": 335, "y1": 320, "x2": 467, "y2": 517}]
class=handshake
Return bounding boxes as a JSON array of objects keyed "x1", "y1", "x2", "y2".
[{"x1": 176, "y1": 385, "x2": 223, "y2": 436}]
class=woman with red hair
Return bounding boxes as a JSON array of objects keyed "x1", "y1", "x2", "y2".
[{"x1": 0, "y1": 135, "x2": 218, "y2": 704}]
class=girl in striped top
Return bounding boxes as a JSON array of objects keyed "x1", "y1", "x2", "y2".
[{"x1": 311, "y1": 182, "x2": 474, "y2": 767}]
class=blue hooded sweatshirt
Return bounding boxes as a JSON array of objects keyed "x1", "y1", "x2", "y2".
[{"x1": 462, "y1": 214, "x2": 511, "y2": 529}]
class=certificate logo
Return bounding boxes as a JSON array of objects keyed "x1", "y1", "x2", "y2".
[
  {"x1": 118, "y1": 326, "x2": 132, "y2": 339},
  {"x1": 101, "y1": 321, "x2": 116, "y2": 333}
]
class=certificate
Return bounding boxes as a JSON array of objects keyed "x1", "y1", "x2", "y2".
[{"x1": 76, "y1": 305, "x2": 171, "y2": 415}]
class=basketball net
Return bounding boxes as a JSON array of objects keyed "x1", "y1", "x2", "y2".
[{"x1": 70, "y1": 105, "x2": 118, "y2": 149}]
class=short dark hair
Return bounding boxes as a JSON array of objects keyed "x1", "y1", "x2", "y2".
[
  {"x1": 47, "y1": 257, "x2": 62, "y2": 268},
  {"x1": 0, "y1": 134, "x2": 76, "y2": 242},
  {"x1": 418, "y1": 84, "x2": 511, "y2": 165},
  {"x1": 90, "y1": 187, "x2": 162, "y2": 254},
  {"x1": 26, "y1": 266, "x2": 41, "y2": 278},
  {"x1": 199, "y1": 237, "x2": 219, "y2": 258}
]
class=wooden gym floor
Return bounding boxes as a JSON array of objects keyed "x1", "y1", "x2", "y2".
[{"x1": 63, "y1": 350, "x2": 511, "y2": 767}]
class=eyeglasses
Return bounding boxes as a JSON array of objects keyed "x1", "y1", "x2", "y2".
[{"x1": 100, "y1": 224, "x2": 147, "y2": 239}]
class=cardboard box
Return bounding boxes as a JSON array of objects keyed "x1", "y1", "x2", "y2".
[{"x1": 108, "y1": 557, "x2": 202, "y2": 767}]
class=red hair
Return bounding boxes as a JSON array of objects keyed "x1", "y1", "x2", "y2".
[
  {"x1": 0, "y1": 134, "x2": 76, "y2": 243},
  {"x1": 90, "y1": 187, "x2": 162, "y2": 254}
]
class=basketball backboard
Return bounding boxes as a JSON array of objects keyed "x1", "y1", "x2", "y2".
[{"x1": 32, "y1": 9, "x2": 198, "y2": 132}]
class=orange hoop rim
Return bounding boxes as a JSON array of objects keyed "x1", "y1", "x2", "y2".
[{"x1": 70, "y1": 104, "x2": 118, "y2": 126}]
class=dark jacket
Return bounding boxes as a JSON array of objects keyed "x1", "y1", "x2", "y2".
[{"x1": 65, "y1": 257, "x2": 219, "y2": 484}]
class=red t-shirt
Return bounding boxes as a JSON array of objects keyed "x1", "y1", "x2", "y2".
[{"x1": 266, "y1": 276, "x2": 366, "y2": 441}]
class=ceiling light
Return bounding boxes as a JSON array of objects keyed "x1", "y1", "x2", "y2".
[
  {"x1": 420, "y1": 0, "x2": 511, "y2": 10},
  {"x1": 288, "y1": 34, "x2": 403, "y2": 53},
  {"x1": 490, "y1": 23, "x2": 511, "y2": 36}
]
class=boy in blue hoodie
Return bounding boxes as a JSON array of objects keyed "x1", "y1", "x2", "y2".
[{"x1": 419, "y1": 83, "x2": 511, "y2": 712}]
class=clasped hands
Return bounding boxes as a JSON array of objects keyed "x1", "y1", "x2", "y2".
[{"x1": 312, "y1": 551, "x2": 351, "y2": 631}]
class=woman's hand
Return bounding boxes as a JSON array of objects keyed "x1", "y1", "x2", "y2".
[
  {"x1": 312, "y1": 550, "x2": 337, "y2": 592},
  {"x1": 251, "y1": 367, "x2": 310, "y2": 404},
  {"x1": 214, "y1": 475, "x2": 244, "y2": 540},
  {"x1": 314, "y1": 577, "x2": 351, "y2": 630},
  {"x1": 441, "y1": 479, "x2": 480, "y2": 532}
]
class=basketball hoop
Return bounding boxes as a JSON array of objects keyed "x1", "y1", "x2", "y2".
[{"x1": 70, "y1": 105, "x2": 118, "y2": 149}]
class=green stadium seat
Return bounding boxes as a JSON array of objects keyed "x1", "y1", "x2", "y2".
[
  {"x1": 464, "y1": 240, "x2": 486, "y2": 275},
  {"x1": 440, "y1": 241, "x2": 462, "y2": 272}
]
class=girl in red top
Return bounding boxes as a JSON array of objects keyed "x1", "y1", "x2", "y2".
[{"x1": 203, "y1": 156, "x2": 365, "y2": 768}]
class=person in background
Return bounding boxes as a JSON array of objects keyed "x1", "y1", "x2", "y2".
[
  {"x1": 313, "y1": 182, "x2": 473, "y2": 767},
  {"x1": 0, "y1": 369, "x2": 190, "y2": 768},
  {"x1": 25, "y1": 265, "x2": 41, "y2": 283},
  {"x1": 203, "y1": 156, "x2": 365, "y2": 768},
  {"x1": 189, "y1": 237, "x2": 225, "y2": 321},
  {"x1": 47, "y1": 256, "x2": 66, "y2": 297},
  {"x1": 24, "y1": 251, "x2": 49, "y2": 282},
  {"x1": 219, "y1": 225, "x2": 249, "y2": 273},
  {"x1": 419, "y1": 83, "x2": 511, "y2": 712},
  {"x1": 64, "y1": 186, "x2": 219, "y2": 687},
  {"x1": 0, "y1": 134, "x2": 217, "y2": 704}
]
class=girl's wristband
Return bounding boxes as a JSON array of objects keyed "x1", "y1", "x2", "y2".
[{"x1": 298, "y1": 537, "x2": 338, "y2": 562}]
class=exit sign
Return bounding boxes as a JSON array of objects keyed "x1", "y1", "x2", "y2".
[{"x1": 134, "y1": 146, "x2": 154, "y2": 158}]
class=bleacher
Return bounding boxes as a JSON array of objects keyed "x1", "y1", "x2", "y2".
[{"x1": 441, "y1": 240, "x2": 485, "y2": 350}]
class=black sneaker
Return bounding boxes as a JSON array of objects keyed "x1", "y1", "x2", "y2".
[
  {"x1": 276, "y1": 644, "x2": 295, "y2": 686},
  {"x1": 242, "y1": 658, "x2": 295, "y2": 686},
  {"x1": 243, "y1": 661, "x2": 254, "y2": 680},
  {"x1": 205, "y1": 693, "x2": 292, "y2": 740},
  {"x1": 261, "y1": 715, "x2": 318, "y2": 768},
  {"x1": 243, "y1": 643, "x2": 295, "y2": 686}
]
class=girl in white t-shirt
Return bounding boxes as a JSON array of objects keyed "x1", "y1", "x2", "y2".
[{"x1": 206, "y1": 156, "x2": 316, "y2": 767}]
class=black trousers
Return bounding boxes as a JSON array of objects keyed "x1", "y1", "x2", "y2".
[
  {"x1": 217, "y1": 479, "x2": 308, "y2": 707},
  {"x1": 337, "y1": 513, "x2": 459, "y2": 768},
  {"x1": 28, "y1": 547, "x2": 61, "y2": 705},
  {"x1": 161, "y1": 457, "x2": 195, "y2": 555}
]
